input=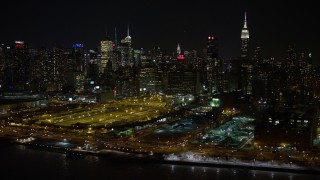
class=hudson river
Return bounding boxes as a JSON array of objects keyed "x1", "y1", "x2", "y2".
[{"x1": 1, "y1": 144, "x2": 319, "y2": 180}]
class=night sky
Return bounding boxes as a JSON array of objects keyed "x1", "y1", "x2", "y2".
[{"x1": 1, "y1": 0, "x2": 318, "y2": 63}]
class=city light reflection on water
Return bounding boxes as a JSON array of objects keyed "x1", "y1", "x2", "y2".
[{"x1": 1, "y1": 144, "x2": 319, "y2": 180}]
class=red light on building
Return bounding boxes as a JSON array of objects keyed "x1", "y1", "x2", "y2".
[
  {"x1": 15, "y1": 44, "x2": 24, "y2": 49},
  {"x1": 113, "y1": 89, "x2": 117, "y2": 95},
  {"x1": 177, "y1": 54, "x2": 185, "y2": 60},
  {"x1": 112, "y1": 44, "x2": 116, "y2": 47}
]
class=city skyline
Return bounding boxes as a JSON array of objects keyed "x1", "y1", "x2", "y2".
[
  {"x1": 1, "y1": 1, "x2": 320, "y2": 178},
  {"x1": 1, "y1": 0, "x2": 318, "y2": 62}
]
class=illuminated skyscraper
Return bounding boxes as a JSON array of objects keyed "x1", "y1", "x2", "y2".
[
  {"x1": 44, "y1": 47, "x2": 65, "y2": 92},
  {"x1": 206, "y1": 36, "x2": 222, "y2": 94},
  {"x1": 100, "y1": 33, "x2": 113, "y2": 74},
  {"x1": 123, "y1": 25, "x2": 132, "y2": 44},
  {"x1": 177, "y1": 43, "x2": 181, "y2": 55},
  {"x1": 3, "y1": 41, "x2": 31, "y2": 91},
  {"x1": 240, "y1": 12, "x2": 252, "y2": 95},
  {"x1": 118, "y1": 25, "x2": 133, "y2": 67},
  {"x1": 29, "y1": 47, "x2": 45, "y2": 92},
  {"x1": 241, "y1": 12, "x2": 249, "y2": 58}
]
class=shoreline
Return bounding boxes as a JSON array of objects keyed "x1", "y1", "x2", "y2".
[{"x1": 1, "y1": 136, "x2": 319, "y2": 175}]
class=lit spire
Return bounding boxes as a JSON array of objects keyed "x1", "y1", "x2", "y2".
[
  {"x1": 105, "y1": 29, "x2": 111, "y2": 40},
  {"x1": 127, "y1": 25, "x2": 130, "y2": 37},
  {"x1": 114, "y1": 26, "x2": 118, "y2": 44},
  {"x1": 124, "y1": 24, "x2": 132, "y2": 43},
  {"x1": 243, "y1": 11, "x2": 247, "y2": 29},
  {"x1": 241, "y1": 11, "x2": 249, "y2": 39},
  {"x1": 177, "y1": 43, "x2": 181, "y2": 55}
]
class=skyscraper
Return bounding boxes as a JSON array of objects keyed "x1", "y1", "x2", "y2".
[
  {"x1": 118, "y1": 25, "x2": 133, "y2": 67},
  {"x1": 241, "y1": 12, "x2": 249, "y2": 58},
  {"x1": 100, "y1": 32, "x2": 113, "y2": 74},
  {"x1": 3, "y1": 41, "x2": 31, "y2": 91},
  {"x1": 177, "y1": 43, "x2": 181, "y2": 55},
  {"x1": 44, "y1": 47, "x2": 65, "y2": 92},
  {"x1": 240, "y1": 12, "x2": 252, "y2": 95},
  {"x1": 206, "y1": 36, "x2": 222, "y2": 94}
]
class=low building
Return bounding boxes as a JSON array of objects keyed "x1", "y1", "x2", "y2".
[{"x1": 254, "y1": 105, "x2": 318, "y2": 151}]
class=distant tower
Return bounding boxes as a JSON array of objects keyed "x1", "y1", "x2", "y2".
[
  {"x1": 119, "y1": 25, "x2": 133, "y2": 66},
  {"x1": 100, "y1": 31, "x2": 113, "y2": 73},
  {"x1": 114, "y1": 27, "x2": 118, "y2": 45},
  {"x1": 286, "y1": 45, "x2": 297, "y2": 67},
  {"x1": 241, "y1": 12, "x2": 249, "y2": 58},
  {"x1": 308, "y1": 52, "x2": 312, "y2": 65},
  {"x1": 207, "y1": 36, "x2": 218, "y2": 60},
  {"x1": 124, "y1": 25, "x2": 132, "y2": 44},
  {"x1": 206, "y1": 36, "x2": 222, "y2": 94},
  {"x1": 240, "y1": 12, "x2": 252, "y2": 95},
  {"x1": 127, "y1": 25, "x2": 130, "y2": 36},
  {"x1": 177, "y1": 43, "x2": 181, "y2": 55}
]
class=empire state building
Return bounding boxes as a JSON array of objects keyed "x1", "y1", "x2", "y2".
[
  {"x1": 241, "y1": 12, "x2": 249, "y2": 58},
  {"x1": 241, "y1": 12, "x2": 252, "y2": 95}
]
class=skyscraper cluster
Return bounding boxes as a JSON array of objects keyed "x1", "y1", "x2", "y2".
[{"x1": 0, "y1": 13, "x2": 319, "y2": 104}]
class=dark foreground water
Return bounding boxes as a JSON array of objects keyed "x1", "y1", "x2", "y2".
[{"x1": 0, "y1": 144, "x2": 319, "y2": 180}]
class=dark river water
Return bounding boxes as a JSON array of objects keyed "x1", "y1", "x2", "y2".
[{"x1": 0, "y1": 143, "x2": 319, "y2": 180}]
